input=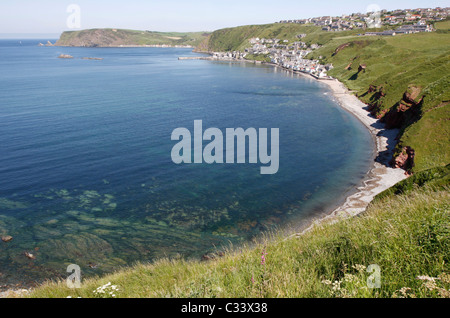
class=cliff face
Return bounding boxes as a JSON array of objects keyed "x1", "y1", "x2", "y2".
[
  {"x1": 384, "y1": 87, "x2": 423, "y2": 129},
  {"x1": 364, "y1": 85, "x2": 424, "y2": 173},
  {"x1": 391, "y1": 146, "x2": 416, "y2": 174},
  {"x1": 56, "y1": 29, "x2": 120, "y2": 47},
  {"x1": 320, "y1": 34, "x2": 450, "y2": 174},
  {"x1": 367, "y1": 85, "x2": 423, "y2": 129},
  {"x1": 55, "y1": 29, "x2": 210, "y2": 47}
]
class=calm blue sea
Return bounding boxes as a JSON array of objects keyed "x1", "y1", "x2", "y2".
[{"x1": 0, "y1": 39, "x2": 373, "y2": 287}]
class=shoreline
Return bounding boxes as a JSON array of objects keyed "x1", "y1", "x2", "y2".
[
  {"x1": 192, "y1": 57, "x2": 408, "y2": 226},
  {"x1": 297, "y1": 77, "x2": 408, "y2": 233}
]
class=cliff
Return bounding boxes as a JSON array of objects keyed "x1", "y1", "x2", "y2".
[
  {"x1": 307, "y1": 27, "x2": 450, "y2": 174},
  {"x1": 55, "y1": 29, "x2": 210, "y2": 47}
]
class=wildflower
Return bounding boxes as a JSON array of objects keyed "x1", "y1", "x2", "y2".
[
  {"x1": 423, "y1": 280, "x2": 438, "y2": 291},
  {"x1": 439, "y1": 273, "x2": 450, "y2": 284},
  {"x1": 93, "y1": 282, "x2": 119, "y2": 298},
  {"x1": 352, "y1": 264, "x2": 366, "y2": 273},
  {"x1": 343, "y1": 274, "x2": 357, "y2": 283},
  {"x1": 392, "y1": 287, "x2": 416, "y2": 298},
  {"x1": 331, "y1": 280, "x2": 341, "y2": 291},
  {"x1": 416, "y1": 275, "x2": 438, "y2": 282},
  {"x1": 260, "y1": 249, "x2": 268, "y2": 266}
]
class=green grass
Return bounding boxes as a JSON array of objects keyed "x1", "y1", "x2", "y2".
[
  {"x1": 206, "y1": 23, "x2": 324, "y2": 52},
  {"x1": 374, "y1": 164, "x2": 450, "y2": 200},
  {"x1": 310, "y1": 32, "x2": 450, "y2": 172},
  {"x1": 27, "y1": 180, "x2": 449, "y2": 298},
  {"x1": 434, "y1": 18, "x2": 450, "y2": 31},
  {"x1": 205, "y1": 23, "x2": 388, "y2": 52},
  {"x1": 244, "y1": 53, "x2": 271, "y2": 63}
]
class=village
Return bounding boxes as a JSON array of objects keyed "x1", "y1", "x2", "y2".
[
  {"x1": 208, "y1": 6, "x2": 448, "y2": 80},
  {"x1": 278, "y1": 6, "x2": 448, "y2": 32},
  {"x1": 208, "y1": 32, "x2": 332, "y2": 79}
]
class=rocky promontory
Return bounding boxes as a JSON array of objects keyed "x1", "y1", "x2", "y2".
[{"x1": 55, "y1": 29, "x2": 209, "y2": 48}]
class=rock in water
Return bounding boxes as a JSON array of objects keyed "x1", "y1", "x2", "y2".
[
  {"x1": 24, "y1": 252, "x2": 36, "y2": 260},
  {"x1": 58, "y1": 54, "x2": 74, "y2": 59},
  {"x1": 1, "y1": 235, "x2": 13, "y2": 242}
]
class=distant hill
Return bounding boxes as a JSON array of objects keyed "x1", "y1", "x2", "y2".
[
  {"x1": 55, "y1": 28, "x2": 210, "y2": 47},
  {"x1": 204, "y1": 23, "x2": 324, "y2": 52}
]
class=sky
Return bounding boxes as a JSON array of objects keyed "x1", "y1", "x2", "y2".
[{"x1": 0, "y1": 0, "x2": 448, "y2": 37}]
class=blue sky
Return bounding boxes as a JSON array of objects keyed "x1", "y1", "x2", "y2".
[{"x1": 0, "y1": 0, "x2": 448, "y2": 36}]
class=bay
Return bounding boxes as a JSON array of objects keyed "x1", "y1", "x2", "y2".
[{"x1": 0, "y1": 39, "x2": 373, "y2": 287}]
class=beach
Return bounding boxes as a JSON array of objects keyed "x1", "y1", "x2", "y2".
[
  {"x1": 242, "y1": 61, "x2": 409, "y2": 222},
  {"x1": 205, "y1": 58, "x2": 410, "y2": 233},
  {"x1": 299, "y1": 78, "x2": 408, "y2": 231}
]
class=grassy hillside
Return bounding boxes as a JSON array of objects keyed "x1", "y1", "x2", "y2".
[
  {"x1": 206, "y1": 23, "x2": 326, "y2": 52},
  {"x1": 56, "y1": 29, "x2": 210, "y2": 47},
  {"x1": 28, "y1": 172, "x2": 449, "y2": 297},
  {"x1": 205, "y1": 23, "x2": 389, "y2": 52},
  {"x1": 308, "y1": 30, "x2": 449, "y2": 172}
]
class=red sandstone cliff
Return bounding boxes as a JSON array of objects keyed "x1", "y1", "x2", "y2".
[{"x1": 364, "y1": 85, "x2": 422, "y2": 174}]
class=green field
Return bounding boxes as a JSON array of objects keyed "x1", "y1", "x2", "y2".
[
  {"x1": 204, "y1": 23, "x2": 389, "y2": 52},
  {"x1": 205, "y1": 23, "x2": 322, "y2": 52}
]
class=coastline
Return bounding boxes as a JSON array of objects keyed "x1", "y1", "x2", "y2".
[
  {"x1": 2, "y1": 53, "x2": 410, "y2": 298},
  {"x1": 297, "y1": 78, "x2": 408, "y2": 233},
  {"x1": 191, "y1": 57, "x2": 408, "y2": 226}
]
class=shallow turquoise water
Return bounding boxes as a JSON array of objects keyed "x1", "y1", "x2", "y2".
[{"x1": 0, "y1": 40, "x2": 373, "y2": 287}]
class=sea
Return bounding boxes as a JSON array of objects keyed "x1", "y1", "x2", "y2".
[{"x1": 0, "y1": 39, "x2": 374, "y2": 288}]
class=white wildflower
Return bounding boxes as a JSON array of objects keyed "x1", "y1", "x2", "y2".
[
  {"x1": 352, "y1": 264, "x2": 366, "y2": 273},
  {"x1": 332, "y1": 280, "x2": 341, "y2": 291},
  {"x1": 416, "y1": 275, "x2": 438, "y2": 282},
  {"x1": 93, "y1": 282, "x2": 119, "y2": 298},
  {"x1": 343, "y1": 274, "x2": 357, "y2": 283}
]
